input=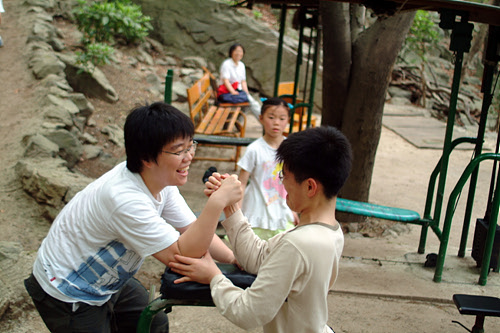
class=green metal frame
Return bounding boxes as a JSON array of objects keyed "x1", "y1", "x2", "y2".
[
  {"x1": 273, "y1": 5, "x2": 320, "y2": 134},
  {"x1": 137, "y1": 297, "x2": 215, "y2": 333}
]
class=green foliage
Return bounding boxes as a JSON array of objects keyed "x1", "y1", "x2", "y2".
[
  {"x1": 72, "y1": 0, "x2": 152, "y2": 69},
  {"x1": 73, "y1": 0, "x2": 153, "y2": 45},
  {"x1": 405, "y1": 10, "x2": 440, "y2": 62},
  {"x1": 75, "y1": 42, "x2": 114, "y2": 72},
  {"x1": 253, "y1": 10, "x2": 262, "y2": 20}
]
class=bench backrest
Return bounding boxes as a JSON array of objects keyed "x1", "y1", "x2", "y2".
[{"x1": 186, "y1": 73, "x2": 212, "y2": 126}]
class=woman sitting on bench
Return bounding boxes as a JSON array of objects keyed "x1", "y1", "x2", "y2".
[{"x1": 218, "y1": 43, "x2": 260, "y2": 118}]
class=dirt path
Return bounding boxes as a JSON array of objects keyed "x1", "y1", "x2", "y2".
[{"x1": 0, "y1": 1, "x2": 51, "y2": 251}]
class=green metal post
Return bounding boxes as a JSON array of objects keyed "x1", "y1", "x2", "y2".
[
  {"x1": 458, "y1": 25, "x2": 498, "y2": 258},
  {"x1": 418, "y1": 137, "x2": 478, "y2": 253},
  {"x1": 289, "y1": 7, "x2": 305, "y2": 134},
  {"x1": 429, "y1": 13, "x2": 472, "y2": 247},
  {"x1": 164, "y1": 69, "x2": 173, "y2": 104},
  {"x1": 137, "y1": 298, "x2": 171, "y2": 333},
  {"x1": 306, "y1": 13, "x2": 320, "y2": 129},
  {"x1": 457, "y1": 83, "x2": 492, "y2": 257},
  {"x1": 434, "y1": 153, "x2": 500, "y2": 283},
  {"x1": 274, "y1": 5, "x2": 287, "y2": 97},
  {"x1": 431, "y1": 51, "x2": 463, "y2": 230}
]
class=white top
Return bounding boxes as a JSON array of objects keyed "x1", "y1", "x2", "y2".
[
  {"x1": 211, "y1": 210, "x2": 344, "y2": 333},
  {"x1": 219, "y1": 58, "x2": 246, "y2": 90},
  {"x1": 33, "y1": 161, "x2": 195, "y2": 306},
  {"x1": 237, "y1": 137, "x2": 293, "y2": 230}
]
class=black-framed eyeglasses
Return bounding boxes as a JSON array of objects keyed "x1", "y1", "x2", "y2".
[{"x1": 163, "y1": 141, "x2": 198, "y2": 157}]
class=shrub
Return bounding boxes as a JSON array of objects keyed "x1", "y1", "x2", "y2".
[
  {"x1": 75, "y1": 42, "x2": 114, "y2": 71},
  {"x1": 73, "y1": 0, "x2": 153, "y2": 45}
]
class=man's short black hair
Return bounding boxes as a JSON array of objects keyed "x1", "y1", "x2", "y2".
[
  {"x1": 124, "y1": 102, "x2": 194, "y2": 173},
  {"x1": 276, "y1": 126, "x2": 352, "y2": 199}
]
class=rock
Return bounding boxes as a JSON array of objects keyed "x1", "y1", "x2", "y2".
[
  {"x1": 83, "y1": 144, "x2": 103, "y2": 160},
  {"x1": 42, "y1": 128, "x2": 84, "y2": 167},
  {"x1": 28, "y1": 50, "x2": 66, "y2": 79},
  {"x1": 15, "y1": 157, "x2": 93, "y2": 217},
  {"x1": 24, "y1": 0, "x2": 56, "y2": 9},
  {"x1": 23, "y1": 133, "x2": 59, "y2": 158},
  {"x1": 172, "y1": 81, "x2": 188, "y2": 102},
  {"x1": 102, "y1": 124, "x2": 124, "y2": 147},
  {"x1": 58, "y1": 53, "x2": 119, "y2": 103},
  {"x1": 43, "y1": 104, "x2": 74, "y2": 128},
  {"x1": 46, "y1": 94, "x2": 80, "y2": 115},
  {"x1": 0, "y1": 241, "x2": 34, "y2": 319},
  {"x1": 80, "y1": 132, "x2": 98, "y2": 145},
  {"x1": 182, "y1": 56, "x2": 207, "y2": 69},
  {"x1": 68, "y1": 92, "x2": 95, "y2": 120}
]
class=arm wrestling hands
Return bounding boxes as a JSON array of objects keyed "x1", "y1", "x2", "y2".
[
  {"x1": 169, "y1": 172, "x2": 240, "y2": 284},
  {"x1": 154, "y1": 173, "x2": 241, "y2": 267}
]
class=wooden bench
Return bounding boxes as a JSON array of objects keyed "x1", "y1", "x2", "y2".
[
  {"x1": 277, "y1": 81, "x2": 317, "y2": 135},
  {"x1": 186, "y1": 72, "x2": 247, "y2": 170},
  {"x1": 202, "y1": 66, "x2": 250, "y2": 109}
]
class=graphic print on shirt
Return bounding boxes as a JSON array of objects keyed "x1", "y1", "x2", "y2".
[
  {"x1": 262, "y1": 162, "x2": 287, "y2": 206},
  {"x1": 57, "y1": 240, "x2": 142, "y2": 301}
]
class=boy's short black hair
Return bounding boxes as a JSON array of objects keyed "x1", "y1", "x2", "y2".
[
  {"x1": 124, "y1": 102, "x2": 194, "y2": 173},
  {"x1": 261, "y1": 97, "x2": 289, "y2": 116},
  {"x1": 276, "y1": 126, "x2": 352, "y2": 199},
  {"x1": 228, "y1": 43, "x2": 245, "y2": 58}
]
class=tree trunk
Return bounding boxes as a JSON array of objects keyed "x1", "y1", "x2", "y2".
[
  {"x1": 321, "y1": 4, "x2": 415, "y2": 215},
  {"x1": 319, "y1": 1, "x2": 352, "y2": 128}
]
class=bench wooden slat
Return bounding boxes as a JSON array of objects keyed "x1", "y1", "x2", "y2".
[
  {"x1": 203, "y1": 107, "x2": 225, "y2": 134},
  {"x1": 195, "y1": 106, "x2": 217, "y2": 134},
  {"x1": 224, "y1": 107, "x2": 241, "y2": 134}
]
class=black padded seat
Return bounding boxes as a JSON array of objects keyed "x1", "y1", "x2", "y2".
[{"x1": 453, "y1": 294, "x2": 500, "y2": 333}]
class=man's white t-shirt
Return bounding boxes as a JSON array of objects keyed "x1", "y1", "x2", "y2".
[{"x1": 33, "y1": 161, "x2": 195, "y2": 306}]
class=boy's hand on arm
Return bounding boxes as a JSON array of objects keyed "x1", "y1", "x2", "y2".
[{"x1": 169, "y1": 252, "x2": 222, "y2": 285}]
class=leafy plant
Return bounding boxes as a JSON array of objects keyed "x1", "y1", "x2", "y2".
[
  {"x1": 72, "y1": 0, "x2": 152, "y2": 69},
  {"x1": 75, "y1": 42, "x2": 114, "y2": 72},
  {"x1": 73, "y1": 0, "x2": 153, "y2": 45},
  {"x1": 404, "y1": 10, "x2": 441, "y2": 107},
  {"x1": 253, "y1": 10, "x2": 262, "y2": 20}
]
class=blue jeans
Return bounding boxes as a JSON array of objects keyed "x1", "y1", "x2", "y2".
[{"x1": 24, "y1": 273, "x2": 168, "y2": 333}]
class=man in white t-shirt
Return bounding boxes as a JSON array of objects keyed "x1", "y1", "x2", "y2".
[{"x1": 24, "y1": 102, "x2": 242, "y2": 333}]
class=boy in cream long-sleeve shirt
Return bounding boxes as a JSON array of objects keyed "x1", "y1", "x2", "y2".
[{"x1": 170, "y1": 126, "x2": 353, "y2": 333}]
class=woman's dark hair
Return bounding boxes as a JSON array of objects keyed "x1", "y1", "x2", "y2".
[
  {"x1": 276, "y1": 126, "x2": 352, "y2": 199},
  {"x1": 228, "y1": 43, "x2": 245, "y2": 58},
  {"x1": 261, "y1": 97, "x2": 289, "y2": 116},
  {"x1": 124, "y1": 102, "x2": 194, "y2": 173}
]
